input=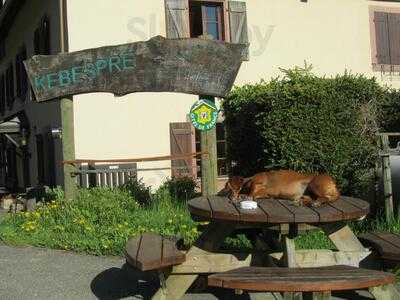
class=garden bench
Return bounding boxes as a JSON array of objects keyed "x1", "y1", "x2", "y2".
[
  {"x1": 208, "y1": 265, "x2": 397, "y2": 300},
  {"x1": 359, "y1": 232, "x2": 400, "y2": 268},
  {"x1": 125, "y1": 233, "x2": 186, "y2": 271}
]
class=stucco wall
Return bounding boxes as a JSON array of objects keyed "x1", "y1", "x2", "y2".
[
  {"x1": 0, "y1": 0, "x2": 63, "y2": 188},
  {"x1": 66, "y1": 0, "x2": 400, "y2": 188}
]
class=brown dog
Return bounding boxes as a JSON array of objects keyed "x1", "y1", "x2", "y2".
[{"x1": 225, "y1": 170, "x2": 340, "y2": 207}]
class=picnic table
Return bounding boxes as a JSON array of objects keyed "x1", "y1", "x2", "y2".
[{"x1": 149, "y1": 195, "x2": 379, "y2": 299}]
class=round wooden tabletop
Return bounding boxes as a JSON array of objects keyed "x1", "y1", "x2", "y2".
[{"x1": 188, "y1": 196, "x2": 369, "y2": 224}]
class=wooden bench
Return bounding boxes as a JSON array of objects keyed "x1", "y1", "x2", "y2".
[
  {"x1": 208, "y1": 265, "x2": 397, "y2": 299},
  {"x1": 359, "y1": 232, "x2": 400, "y2": 268},
  {"x1": 125, "y1": 233, "x2": 186, "y2": 271}
]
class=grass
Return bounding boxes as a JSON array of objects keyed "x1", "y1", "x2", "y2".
[
  {"x1": 1, "y1": 183, "x2": 400, "y2": 256},
  {"x1": 0, "y1": 187, "x2": 200, "y2": 256}
]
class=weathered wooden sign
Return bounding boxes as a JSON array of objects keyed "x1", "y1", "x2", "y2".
[{"x1": 24, "y1": 36, "x2": 248, "y2": 102}]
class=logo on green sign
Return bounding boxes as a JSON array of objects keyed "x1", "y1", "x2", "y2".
[{"x1": 190, "y1": 99, "x2": 218, "y2": 131}]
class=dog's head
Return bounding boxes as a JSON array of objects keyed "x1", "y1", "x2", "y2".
[{"x1": 226, "y1": 176, "x2": 245, "y2": 200}]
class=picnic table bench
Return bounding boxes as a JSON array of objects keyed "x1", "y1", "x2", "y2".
[
  {"x1": 123, "y1": 196, "x2": 399, "y2": 299},
  {"x1": 359, "y1": 232, "x2": 400, "y2": 268},
  {"x1": 125, "y1": 233, "x2": 186, "y2": 271},
  {"x1": 208, "y1": 265, "x2": 397, "y2": 300}
]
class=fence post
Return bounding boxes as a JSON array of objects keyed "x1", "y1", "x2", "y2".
[{"x1": 380, "y1": 134, "x2": 394, "y2": 221}]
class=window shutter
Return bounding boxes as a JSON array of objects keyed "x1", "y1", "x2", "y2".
[
  {"x1": 228, "y1": 1, "x2": 249, "y2": 60},
  {"x1": 0, "y1": 74, "x2": 5, "y2": 115},
  {"x1": 165, "y1": 0, "x2": 190, "y2": 39},
  {"x1": 374, "y1": 11, "x2": 391, "y2": 65},
  {"x1": 388, "y1": 13, "x2": 400, "y2": 65},
  {"x1": 170, "y1": 122, "x2": 195, "y2": 178}
]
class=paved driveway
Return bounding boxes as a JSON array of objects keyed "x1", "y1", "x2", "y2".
[{"x1": 0, "y1": 244, "x2": 379, "y2": 300}]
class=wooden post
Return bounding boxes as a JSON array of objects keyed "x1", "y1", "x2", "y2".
[
  {"x1": 60, "y1": 98, "x2": 77, "y2": 200},
  {"x1": 380, "y1": 134, "x2": 394, "y2": 221},
  {"x1": 197, "y1": 35, "x2": 219, "y2": 197},
  {"x1": 200, "y1": 97, "x2": 218, "y2": 196}
]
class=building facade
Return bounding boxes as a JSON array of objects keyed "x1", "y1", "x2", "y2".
[{"x1": 0, "y1": 0, "x2": 399, "y2": 191}]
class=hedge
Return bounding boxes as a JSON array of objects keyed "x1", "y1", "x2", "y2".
[{"x1": 223, "y1": 66, "x2": 385, "y2": 197}]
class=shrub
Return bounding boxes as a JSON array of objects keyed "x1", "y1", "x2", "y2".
[
  {"x1": 162, "y1": 177, "x2": 198, "y2": 202},
  {"x1": 378, "y1": 88, "x2": 400, "y2": 132},
  {"x1": 223, "y1": 66, "x2": 384, "y2": 197},
  {"x1": 121, "y1": 177, "x2": 152, "y2": 206}
]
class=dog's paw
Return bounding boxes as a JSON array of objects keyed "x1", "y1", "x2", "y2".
[
  {"x1": 293, "y1": 199, "x2": 302, "y2": 207},
  {"x1": 311, "y1": 201, "x2": 322, "y2": 208}
]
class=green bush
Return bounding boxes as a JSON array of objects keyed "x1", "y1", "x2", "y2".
[
  {"x1": 162, "y1": 177, "x2": 198, "y2": 202},
  {"x1": 379, "y1": 88, "x2": 400, "y2": 133},
  {"x1": 223, "y1": 66, "x2": 384, "y2": 196},
  {"x1": 122, "y1": 177, "x2": 152, "y2": 206}
]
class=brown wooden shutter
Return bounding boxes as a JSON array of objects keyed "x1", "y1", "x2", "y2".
[
  {"x1": 170, "y1": 122, "x2": 195, "y2": 178},
  {"x1": 165, "y1": 0, "x2": 190, "y2": 39},
  {"x1": 374, "y1": 11, "x2": 391, "y2": 65},
  {"x1": 228, "y1": 1, "x2": 249, "y2": 60},
  {"x1": 388, "y1": 13, "x2": 400, "y2": 65}
]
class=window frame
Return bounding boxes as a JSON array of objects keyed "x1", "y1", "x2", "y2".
[
  {"x1": 370, "y1": 6, "x2": 400, "y2": 72},
  {"x1": 189, "y1": 0, "x2": 231, "y2": 42},
  {"x1": 5, "y1": 62, "x2": 14, "y2": 109}
]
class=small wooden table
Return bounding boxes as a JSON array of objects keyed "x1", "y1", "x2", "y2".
[{"x1": 152, "y1": 196, "x2": 375, "y2": 300}]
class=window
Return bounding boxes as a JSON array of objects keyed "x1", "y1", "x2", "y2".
[
  {"x1": 190, "y1": 2, "x2": 225, "y2": 41},
  {"x1": 195, "y1": 123, "x2": 228, "y2": 177},
  {"x1": 0, "y1": 74, "x2": 5, "y2": 115},
  {"x1": 34, "y1": 16, "x2": 51, "y2": 55},
  {"x1": 165, "y1": 0, "x2": 249, "y2": 59},
  {"x1": 371, "y1": 7, "x2": 400, "y2": 71},
  {"x1": 5, "y1": 63, "x2": 14, "y2": 109},
  {"x1": 15, "y1": 46, "x2": 28, "y2": 100}
]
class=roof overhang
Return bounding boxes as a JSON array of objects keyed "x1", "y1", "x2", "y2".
[{"x1": 0, "y1": 117, "x2": 20, "y2": 134}]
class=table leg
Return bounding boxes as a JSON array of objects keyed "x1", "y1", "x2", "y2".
[
  {"x1": 282, "y1": 224, "x2": 302, "y2": 300},
  {"x1": 151, "y1": 222, "x2": 235, "y2": 300},
  {"x1": 311, "y1": 291, "x2": 331, "y2": 300},
  {"x1": 319, "y1": 223, "x2": 365, "y2": 252},
  {"x1": 369, "y1": 284, "x2": 400, "y2": 300}
]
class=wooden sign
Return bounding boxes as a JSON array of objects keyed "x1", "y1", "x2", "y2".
[{"x1": 24, "y1": 36, "x2": 248, "y2": 102}]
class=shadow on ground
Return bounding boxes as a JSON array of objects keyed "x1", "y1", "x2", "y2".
[
  {"x1": 91, "y1": 263, "x2": 159, "y2": 300},
  {"x1": 90, "y1": 263, "x2": 374, "y2": 300}
]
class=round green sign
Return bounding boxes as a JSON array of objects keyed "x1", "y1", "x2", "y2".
[{"x1": 190, "y1": 99, "x2": 219, "y2": 131}]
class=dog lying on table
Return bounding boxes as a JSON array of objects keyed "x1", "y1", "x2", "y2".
[{"x1": 224, "y1": 170, "x2": 340, "y2": 207}]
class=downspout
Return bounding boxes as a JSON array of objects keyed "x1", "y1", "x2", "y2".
[{"x1": 59, "y1": 0, "x2": 67, "y2": 53}]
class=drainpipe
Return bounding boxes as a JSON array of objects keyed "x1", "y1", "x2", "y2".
[{"x1": 59, "y1": 0, "x2": 77, "y2": 200}]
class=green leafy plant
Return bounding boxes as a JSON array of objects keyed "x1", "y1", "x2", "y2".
[
  {"x1": 0, "y1": 187, "x2": 199, "y2": 256},
  {"x1": 223, "y1": 67, "x2": 383, "y2": 197},
  {"x1": 162, "y1": 177, "x2": 198, "y2": 203},
  {"x1": 121, "y1": 177, "x2": 152, "y2": 206}
]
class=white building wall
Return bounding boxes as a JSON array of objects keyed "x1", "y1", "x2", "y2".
[{"x1": 66, "y1": 0, "x2": 400, "y2": 188}]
